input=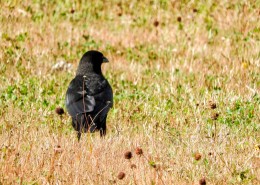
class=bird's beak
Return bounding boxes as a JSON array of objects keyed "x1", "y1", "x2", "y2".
[{"x1": 102, "y1": 56, "x2": 109, "y2": 63}]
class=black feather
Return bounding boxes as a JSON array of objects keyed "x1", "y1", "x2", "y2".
[{"x1": 65, "y1": 50, "x2": 113, "y2": 140}]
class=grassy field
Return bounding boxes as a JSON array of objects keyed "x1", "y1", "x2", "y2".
[{"x1": 0, "y1": 0, "x2": 259, "y2": 184}]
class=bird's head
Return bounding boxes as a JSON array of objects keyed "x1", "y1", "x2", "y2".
[{"x1": 76, "y1": 50, "x2": 109, "y2": 75}]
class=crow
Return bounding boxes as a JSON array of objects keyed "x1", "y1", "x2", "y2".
[{"x1": 65, "y1": 50, "x2": 113, "y2": 140}]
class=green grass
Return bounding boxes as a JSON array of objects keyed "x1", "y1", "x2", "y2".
[{"x1": 0, "y1": 0, "x2": 259, "y2": 184}]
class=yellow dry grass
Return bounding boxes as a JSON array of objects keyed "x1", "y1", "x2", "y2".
[{"x1": 0, "y1": 0, "x2": 259, "y2": 184}]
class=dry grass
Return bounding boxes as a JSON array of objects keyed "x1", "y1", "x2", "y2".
[{"x1": 0, "y1": 0, "x2": 259, "y2": 184}]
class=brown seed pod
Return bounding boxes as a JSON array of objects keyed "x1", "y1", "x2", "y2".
[
  {"x1": 199, "y1": 177, "x2": 206, "y2": 185},
  {"x1": 177, "y1": 16, "x2": 182, "y2": 22},
  {"x1": 209, "y1": 101, "x2": 217, "y2": 109},
  {"x1": 124, "y1": 151, "x2": 132, "y2": 159},
  {"x1": 211, "y1": 113, "x2": 219, "y2": 120},
  {"x1": 153, "y1": 20, "x2": 159, "y2": 27},
  {"x1": 131, "y1": 164, "x2": 137, "y2": 169},
  {"x1": 194, "y1": 153, "x2": 202, "y2": 161},
  {"x1": 55, "y1": 107, "x2": 64, "y2": 115},
  {"x1": 135, "y1": 147, "x2": 143, "y2": 155},
  {"x1": 117, "y1": 172, "x2": 125, "y2": 180}
]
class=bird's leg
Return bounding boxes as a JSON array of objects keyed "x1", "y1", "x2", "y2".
[
  {"x1": 100, "y1": 129, "x2": 106, "y2": 137},
  {"x1": 76, "y1": 114, "x2": 84, "y2": 141},
  {"x1": 100, "y1": 123, "x2": 106, "y2": 137},
  {"x1": 77, "y1": 131, "x2": 81, "y2": 141}
]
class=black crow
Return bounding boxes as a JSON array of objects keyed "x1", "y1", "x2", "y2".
[{"x1": 65, "y1": 50, "x2": 113, "y2": 140}]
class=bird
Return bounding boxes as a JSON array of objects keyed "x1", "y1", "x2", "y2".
[{"x1": 65, "y1": 50, "x2": 113, "y2": 140}]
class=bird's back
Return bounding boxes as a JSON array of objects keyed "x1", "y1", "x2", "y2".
[{"x1": 66, "y1": 74, "x2": 113, "y2": 118}]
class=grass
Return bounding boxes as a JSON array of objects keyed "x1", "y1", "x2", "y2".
[{"x1": 0, "y1": 0, "x2": 259, "y2": 184}]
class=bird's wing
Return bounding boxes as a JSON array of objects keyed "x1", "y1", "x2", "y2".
[
  {"x1": 91, "y1": 82, "x2": 113, "y2": 121},
  {"x1": 65, "y1": 77, "x2": 96, "y2": 117}
]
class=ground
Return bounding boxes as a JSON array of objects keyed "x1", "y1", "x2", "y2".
[{"x1": 0, "y1": 1, "x2": 259, "y2": 184}]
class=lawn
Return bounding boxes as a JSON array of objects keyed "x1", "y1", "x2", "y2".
[{"x1": 0, "y1": 0, "x2": 259, "y2": 184}]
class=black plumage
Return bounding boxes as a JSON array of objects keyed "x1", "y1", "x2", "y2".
[{"x1": 65, "y1": 50, "x2": 113, "y2": 140}]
